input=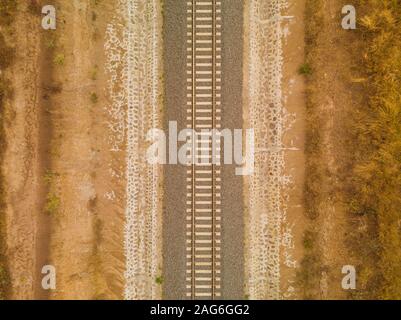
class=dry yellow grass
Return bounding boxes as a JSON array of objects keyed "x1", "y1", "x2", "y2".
[
  {"x1": 301, "y1": 0, "x2": 401, "y2": 300},
  {"x1": 347, "y1": 0, "x2": 401, "y2": 300}
]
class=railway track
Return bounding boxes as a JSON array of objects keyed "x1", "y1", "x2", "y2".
[{"x1": 185, "y1": 0, "x2": 222, "y2": 299}]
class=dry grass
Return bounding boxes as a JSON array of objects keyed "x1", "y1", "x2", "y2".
[
  {"x1": 294, "y1": 0, "x2": 326, "y2": 299},
  {"x1": 301, "y1": 0, "x2": 401, "y2": 300},
  {"x1": 302, "y1": 0, "x2": 324, "y2": 222},
  {"x1": 345, "y1": 0, "x2": 401, "y2": 300},
  {"x1": 0, "y1": 1, "x2": 16, "y2": 26},
  {"x1": 296, "y1": 228, "x2": 322, "y2": 299},
  {"x1": 0, "y1": 0, "x2": 16, "y2": 300}
]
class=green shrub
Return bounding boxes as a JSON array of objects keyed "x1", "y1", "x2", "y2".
[
  {"x1": 298, "y1": 63, "x2": 312, "y2": 75},
  {"x1": 90, "y1": 92, "x2": 98, "y2": 104}
]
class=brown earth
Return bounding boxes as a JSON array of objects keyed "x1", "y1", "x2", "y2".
[
  {"x1": 280, "y1": 0, "x2": 307, "y2": 300},
  {"x1": 4, "y1": 0, "x2": 124, "y2": 300},
  {"x1": 301, "y1": 0, "x2": 364, "y2": 299},
  {"x1": 45, "y1": 0, "x2": 125, "y2": 300},
  {"x1": 4, "y1": 1, "x2": 46, "y2": 300}
]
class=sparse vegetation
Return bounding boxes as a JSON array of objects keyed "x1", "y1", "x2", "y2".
[
  {"x1": 90, "y1": 92, "x2": 98, "y2": 104},
  {"x1": 303, "y1": 0, "x2": 324, "y2": 223},
  {"x1": 0, "y1": 0, "x2": 17, "y2": 299},
  {"x1": 0, "y1": 1, "x2": 17, "y2": 26},
  {"x1": 53, "y1": 53, "x2": 65, "y2": 66},
  {"x1": 0, "y1": 265, "x2": 9, "y2": 299},
  {"x1": 90, "y1": 65, "x2": 98, "y2": 80},
  {"x1": 45, "y1": 37, "x2": 56, "y2": 50},
  {"x1": 0, "y1": 34, "x2": 14, "y2": 69},
  {"x1": 346, "y1": 0, "x2": 401, "y2": 300},
  {"x1": 43, "y1": 170, "x2": 59, "y2": 185},
  {"x1": 27, "y1": 1, "x2": 40, "y2": 16},
  {"x1": 302, "y1": 0, "x2": 401, "y2": 300},
  {"x1": 302, "y1": 229, "x2": 316, "y2": 250},
  {"x1": 297, "y1": 228, "x2": 322, "y2": 299},
  {"x1": 45, "y1": 193, "x2": 61, "y2": 215},
  {"x1": 92, "y1": 29, "x2": 99, "y2": 42},
  {"x1": 155, "y1": 276, "x2": 164, "y2": 285},
  {"x1": 298, "y1": 63, "x2": 312, "y2": 75}
]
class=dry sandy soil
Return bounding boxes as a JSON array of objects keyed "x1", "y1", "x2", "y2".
[
  {"x1": 278, "y1": 0, "x2": 362, "y2": 300},
  {"x1": 280, "y1": 0, "x2": 307, "y2": 299},
  {"x1": 4, "y1": 1, "x2": 47, "y2": 300},
  {"x1": 47, "y1": 0, "x2": 125, "y2": 300},
  {"x1": 4, "y1": 0, "x2": 125, "y2": 300}
]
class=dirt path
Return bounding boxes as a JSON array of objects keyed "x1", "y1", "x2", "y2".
[
  {"x1": 280, "y1": 0, "x2": 307, "y2": 299},
  {"x1": 312, "y1": 0, "x2": 357, "y2": 300}
]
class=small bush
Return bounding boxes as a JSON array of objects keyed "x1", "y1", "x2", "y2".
[
  {"x1": 45, "y1": 193, "x2": 60, "y2": 215},
  {"x1": 90, "y1": 92, "x2": 98, "y2": 104},
  {"x1": 53, "y1": 53, "x2": 65, "y2": 66},
  {"x1": 303, "y1": 229, "x2": 317, "y2": 250},
  {"x1": 90, "y1": 65, "x2": 98, "y2": 80},
  {"x1": 46, "y1": 38, "x2": 56, "y2": 50},
  {"x1": 43, "y1": 170, "x2": 59, "y2": 185},
  {"x1": 298, "y1": 63, "x2": 312, "y2": 75}
]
